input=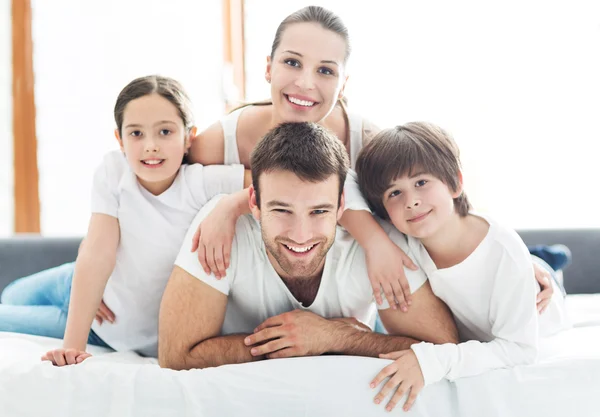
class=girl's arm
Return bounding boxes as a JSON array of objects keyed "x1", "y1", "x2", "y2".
[
  {"x1": 42, "y1": 213, "x2": 119, "y2": 365},
  {"x1": 340, "y1": 170, "x2": 418, "y2": 311}
]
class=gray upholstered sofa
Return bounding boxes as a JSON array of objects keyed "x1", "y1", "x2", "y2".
[{"x1": 1, "y1": 230, "x2": 599, "y2": 294}]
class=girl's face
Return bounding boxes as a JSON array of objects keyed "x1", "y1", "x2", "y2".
[
  {"x1": 116, "y1": 93, "x2": 195, "y2": 195},
  {"x1": 266, "y1": 22, "x2": 348, "y2": 124}
]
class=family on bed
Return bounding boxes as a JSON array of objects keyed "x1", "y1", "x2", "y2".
[{"x1": 0, "y1": 6, "x2": 572, "y2": 413}]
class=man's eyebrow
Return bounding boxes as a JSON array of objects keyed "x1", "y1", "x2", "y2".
[
  {"x1": 310, "y1": 204, "x2": 335, "y2": 210},
  {"x1": 266, "y1": 200, "x2": 292, "y2": 208},
  {"x1": 282, "y1": 50, "x2": 339, "y2": 66}
]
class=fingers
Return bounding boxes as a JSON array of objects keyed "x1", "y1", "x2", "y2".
[
  {"x1": 197, "y1": 244, "x2": 210, "y2": 275},
  {"x1": 538, "y1": 298, "x2": 551, "y2": 314},
  {"x1": 398, "y1": 273, "x2": 413, "y2": 308},
  {"x1": 76, "y1": 353, "x2": 92, "y2": 364},
  {"x1": 400, "y1": 252, "x2": 419, "y2": 271},
  {"x1": 266, "y1": 347, "x2": 297, "y2": 359},
  {"x1": 213, "y1": 246, "x2": 227, "y2": 279},
  {"x1": 249, "y1": 337, "x2": 293, "y2": 357},
  {"x1": 403, "y1": 384, "x2": 422, "y2": 411},
  {"x1": 95, "y1": 314, "x2": 103, "y2": 325},
  {"x1": 254, "y1": 315, "x2": 284, "y2": 333},
  {"x1": 370, "y1": 361, "x2": 398, "y2": 389},
  {"x1": 98, "y1": 300, "x2": 115, "y2": 323},
  {"x1": 390, "y1": 280, "x2": 408, "y2": 313},
  {"x1": 379, "y1": 351, "x2": 404, "y2": 360},
  {"x1": 372, "y1": 283, "x2": 383, "y2": 305},
  {"x1": 244, "y1": 325, "x2": 284, "y2": 347},
  {"x1": 51, "y1": 350, "x2": 67, "y2": 367},
  {"x1": 64, "y1": 348, "x2": 80, "y2": 365},
  {"x1": 191, "y1": 225, "x2": 201, "y2": 253},
  {"x1": 42, "y1": 349, "x2": 90, "y2": 366},
  {"x1": 384, "y1": 380, "x2": 409, "y2": 412},
  {"x1": 382, "y1": 283, "x2": 398, "y2": 311},
  {"x1": 206, "y1": 247, "x2": 220, "y2": 279}
]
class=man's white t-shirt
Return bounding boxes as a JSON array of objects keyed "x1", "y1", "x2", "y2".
[
  {"x1": 175, "y1": 196, "x2": 428, "y2": 334},
  {"x1": 409, "y1": 214, "x2": 571, "y2": 386},
  {"x1": 89, "y1": 151, "x2": 244, "y2": 356}
]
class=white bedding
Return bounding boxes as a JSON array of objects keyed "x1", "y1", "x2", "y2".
[{"x1": 1, "y1": 326, "x2": 600, "y2": 417}]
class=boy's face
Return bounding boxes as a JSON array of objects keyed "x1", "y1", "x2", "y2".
[{"x1": 382, "y1": 170, "x2": 462, "y2": 240}]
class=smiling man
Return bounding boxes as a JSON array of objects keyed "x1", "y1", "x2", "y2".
[{"x1": 157, "y1": 122, "x2": 458, "y2": 370}]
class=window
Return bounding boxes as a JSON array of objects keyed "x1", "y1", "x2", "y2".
[{"x1": 244, "y1": 0, "x2": 600, "y2": 228}]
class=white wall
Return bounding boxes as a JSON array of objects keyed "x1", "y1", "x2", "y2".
[
  {"x1": 0, "y1": 0, "x2": 13, "y2": 237},
  {"x1": 244, "y1": 0, "x2": 600, "y2": 229},
  {"x1": 31, "y1": 0, "x2": 224, "y2": 236}
]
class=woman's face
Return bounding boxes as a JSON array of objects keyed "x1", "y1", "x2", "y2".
[{"x1": 267, "y1": 22, "x2": 348, "y2": 124}]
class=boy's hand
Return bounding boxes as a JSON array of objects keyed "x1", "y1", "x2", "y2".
[
  {"x1": 191, "y1": 197, "x2": 239, "y2": 279},
  {"x1": 41, "y1": 348, "x2": 92, "y2": 366},
  {"x1": 533, "y1": 262, "x2": 554, "y2": 314},
  {"x1": 371, "y1": 350, "x2": 424, "y2": 412},
  {"x1": 365, "y1": 241, "x2": 418, "y2": 311},
  {"x1": 95, "y1": 299, "x2": 115, "y2": 325}
]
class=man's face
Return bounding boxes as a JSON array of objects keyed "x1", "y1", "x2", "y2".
[{"x1": 250, "y1": 170, "x2": 344, "y2": 281}]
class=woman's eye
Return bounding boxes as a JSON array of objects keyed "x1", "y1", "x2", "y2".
[
  {"x1": 416, "y1": 179, "x2": 428, "y2": 187},
  {"x1": 388, "y1": 190, "x2": 401, "y2": 199},
  {"x1": 284, "y1": 59, "x2": 300, "y2": 67},
  {"x1": 130, "y1": 130, "x2": 142, "y2": 137},
  {"x1": 318, "y1": 67, "x2": 334, "y2": 76},
  {"x1": 159, "y1": 129, "x2": 171, "y2": 136}
]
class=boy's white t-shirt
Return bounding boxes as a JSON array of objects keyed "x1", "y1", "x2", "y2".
[
  {"x1": 175, "y1": 196, "x2": 428, "y2": 335},
  {"x1": 408, "y1": 214, "x2": 571, "y2": 386},
  {"x1": 89, "y1": 151, "x2": 244, "y2": 356}
]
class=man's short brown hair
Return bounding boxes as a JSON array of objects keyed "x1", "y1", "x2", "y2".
[
  {"x1": 250, "y1": 122, "x2": 349, "y2": 206},
  {"x1": 355, "y1": 121, "x2": 471, "y2": 220}
]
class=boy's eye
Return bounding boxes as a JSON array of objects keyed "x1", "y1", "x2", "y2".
[
  {"x1": 416, "y1": 179, "x2": 428, "y2": 187},
  {"x1": 159, "y1": 129, "x2": 171, "y2": 136},
  {"x1": 318, "y1": 67, "x2": 334, "y2": 76},
  {"x1": 273, "y1": 209, "x2": 290, "y2": 214},
  {"x1": 130, "y1": 130, "x2": 142, "y2": 137},
  {"x1": 388, "y1": 190, "x2": 401, "y2": 199},
  {"x1": 284, "y1": 58, "x2": 301, "y2": 67}
]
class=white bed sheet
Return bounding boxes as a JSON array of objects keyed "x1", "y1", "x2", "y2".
[{"x1": 1, "y1": 327, "x2": 600, "y2": 417}]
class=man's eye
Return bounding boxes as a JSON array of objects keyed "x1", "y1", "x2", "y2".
[
  {"x1": 160, "y1": 129, "x2": 171, "y2": 136},
  {"x1": 416, "y1": 180, "x2": 428, "y2": 187},
  {"x1": 318, "y1": 67, "x2": 334, "y2": 76},
  {"x1": 274, "y1": 209, "x2": 290, "y2": 213},
  {"x1": 312, "y1": 210, "x2": 327, "y2": 215},
  {"x1": 284, "y1": 59, "x2": 300, "y2": 67}
]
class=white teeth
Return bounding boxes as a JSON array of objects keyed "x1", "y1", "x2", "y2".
[
  {"x1": 285, "y1": 244, "x2": 315, "y2": 253},
  {"x1": 288, "y1": 96, "x2": 315, "y2": 107},
  {"x1": 143, "y1": 159, "x2": 163, "y2": 165}
]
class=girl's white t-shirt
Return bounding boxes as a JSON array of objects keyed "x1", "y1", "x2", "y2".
[{"x1": 89, "y1": 150, "x2": 244, "y2": 356}]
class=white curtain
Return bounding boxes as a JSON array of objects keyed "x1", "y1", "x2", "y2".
[
  {"x1": 32, "y1": 0, "x2": 225, "y2": 236},
  {"x1": 244, "y1": 0, "x2": 600, "y2": 229}
]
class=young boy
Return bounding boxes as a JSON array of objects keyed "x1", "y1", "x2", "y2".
[{"x1": 355, "y1": 122, "x2": 570, "y2": 412}]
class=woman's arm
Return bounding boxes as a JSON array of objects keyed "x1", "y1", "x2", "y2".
[{"x1": 188, "y1": 121, "x2": 226, "y2": 165}]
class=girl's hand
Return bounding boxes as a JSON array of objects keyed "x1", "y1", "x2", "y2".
[
  {"x1": 190, "y1": 195, "x2": 241, "y2": 279},
  {"x1": 95, "y1": 299, "x2": 115, "y2": 325},
  {"x1": 371, "y1": 350, "x2": 424, "y2": 412},
  {"x1": 533, "y1": 262, "x2": 554, "y2": 314},
  {"x1": 365, "y1": 240, "x2": 418, "y2": 312},
  {"x1": 41, "y1": 348, "x2": 92, "y2": 366}
]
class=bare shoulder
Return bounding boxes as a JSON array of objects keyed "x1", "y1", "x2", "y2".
[
  {"x1": 189, "y1": 121, "x2": 225, "y2": 165},
  {"x1": 236, "y1": 105, "x2": 273, "y2": 166}
]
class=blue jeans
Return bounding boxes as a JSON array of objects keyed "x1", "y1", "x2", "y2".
[{"x1": 0, "y1": 262, "x2": 110, "y2": 348}]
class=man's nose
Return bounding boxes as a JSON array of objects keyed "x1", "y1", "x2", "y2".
[{"x1": 288, "y1": 216, "x2": 313, "y2": 244}]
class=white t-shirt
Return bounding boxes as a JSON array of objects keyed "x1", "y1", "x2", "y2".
[
  {"x1": 409, "y1": 214, "x2": 571, "y2": 386},
  {"x1": 89, "y1": 151, "x2": 244, "y2": 356},
  {"x1": 175, "y1": 196, "x2": 427, "y2": 335}
]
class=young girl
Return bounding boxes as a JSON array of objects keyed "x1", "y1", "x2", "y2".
[
  {"x1": 355, "y1": 122, "x2": 571, "y2": 412},
  {"x1": 2, "y1": 75, "x2": 250, "y2": 366}
]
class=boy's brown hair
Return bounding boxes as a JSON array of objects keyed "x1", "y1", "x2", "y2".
[{"x1": 355, "y1": 121, "x2": 471, "y2": 220}]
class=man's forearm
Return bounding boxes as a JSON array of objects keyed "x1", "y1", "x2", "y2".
[
  {"x1": 326, "y1": 320, "x2": 419, "y2": 357},
  {"x1": 182, "y1": 334, "x2": 265, "y2": 369}
]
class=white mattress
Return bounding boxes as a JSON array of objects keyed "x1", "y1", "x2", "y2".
[{"x1": 1, "y1": 325, "x2": 599, "y2": 417}]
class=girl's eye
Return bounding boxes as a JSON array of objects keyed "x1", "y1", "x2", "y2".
[
  {"x1": 416, "y1": 179, "x2": 428, "y2": 187},
  {"x1": 130, "y1": 130, "x2": 142, "y2": 137},
  {"x1": 159, "y1": 129, "x2": 171, "y2": 136},
  {"x1": 274, "y1": 209, "x2": 290, "y2": 214},
  {"x1": 284, "y1": 58, "x2": 301, "y2": 68},
  {"x1": 312, "y1": 210, "x2": 327, "y2": 215},
  {"x1": 318, "y1": 67, "x2": 334, "y2": 76},
  {"x1": 388, "y1": 190, "x2": 401, "y2": 199}
]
